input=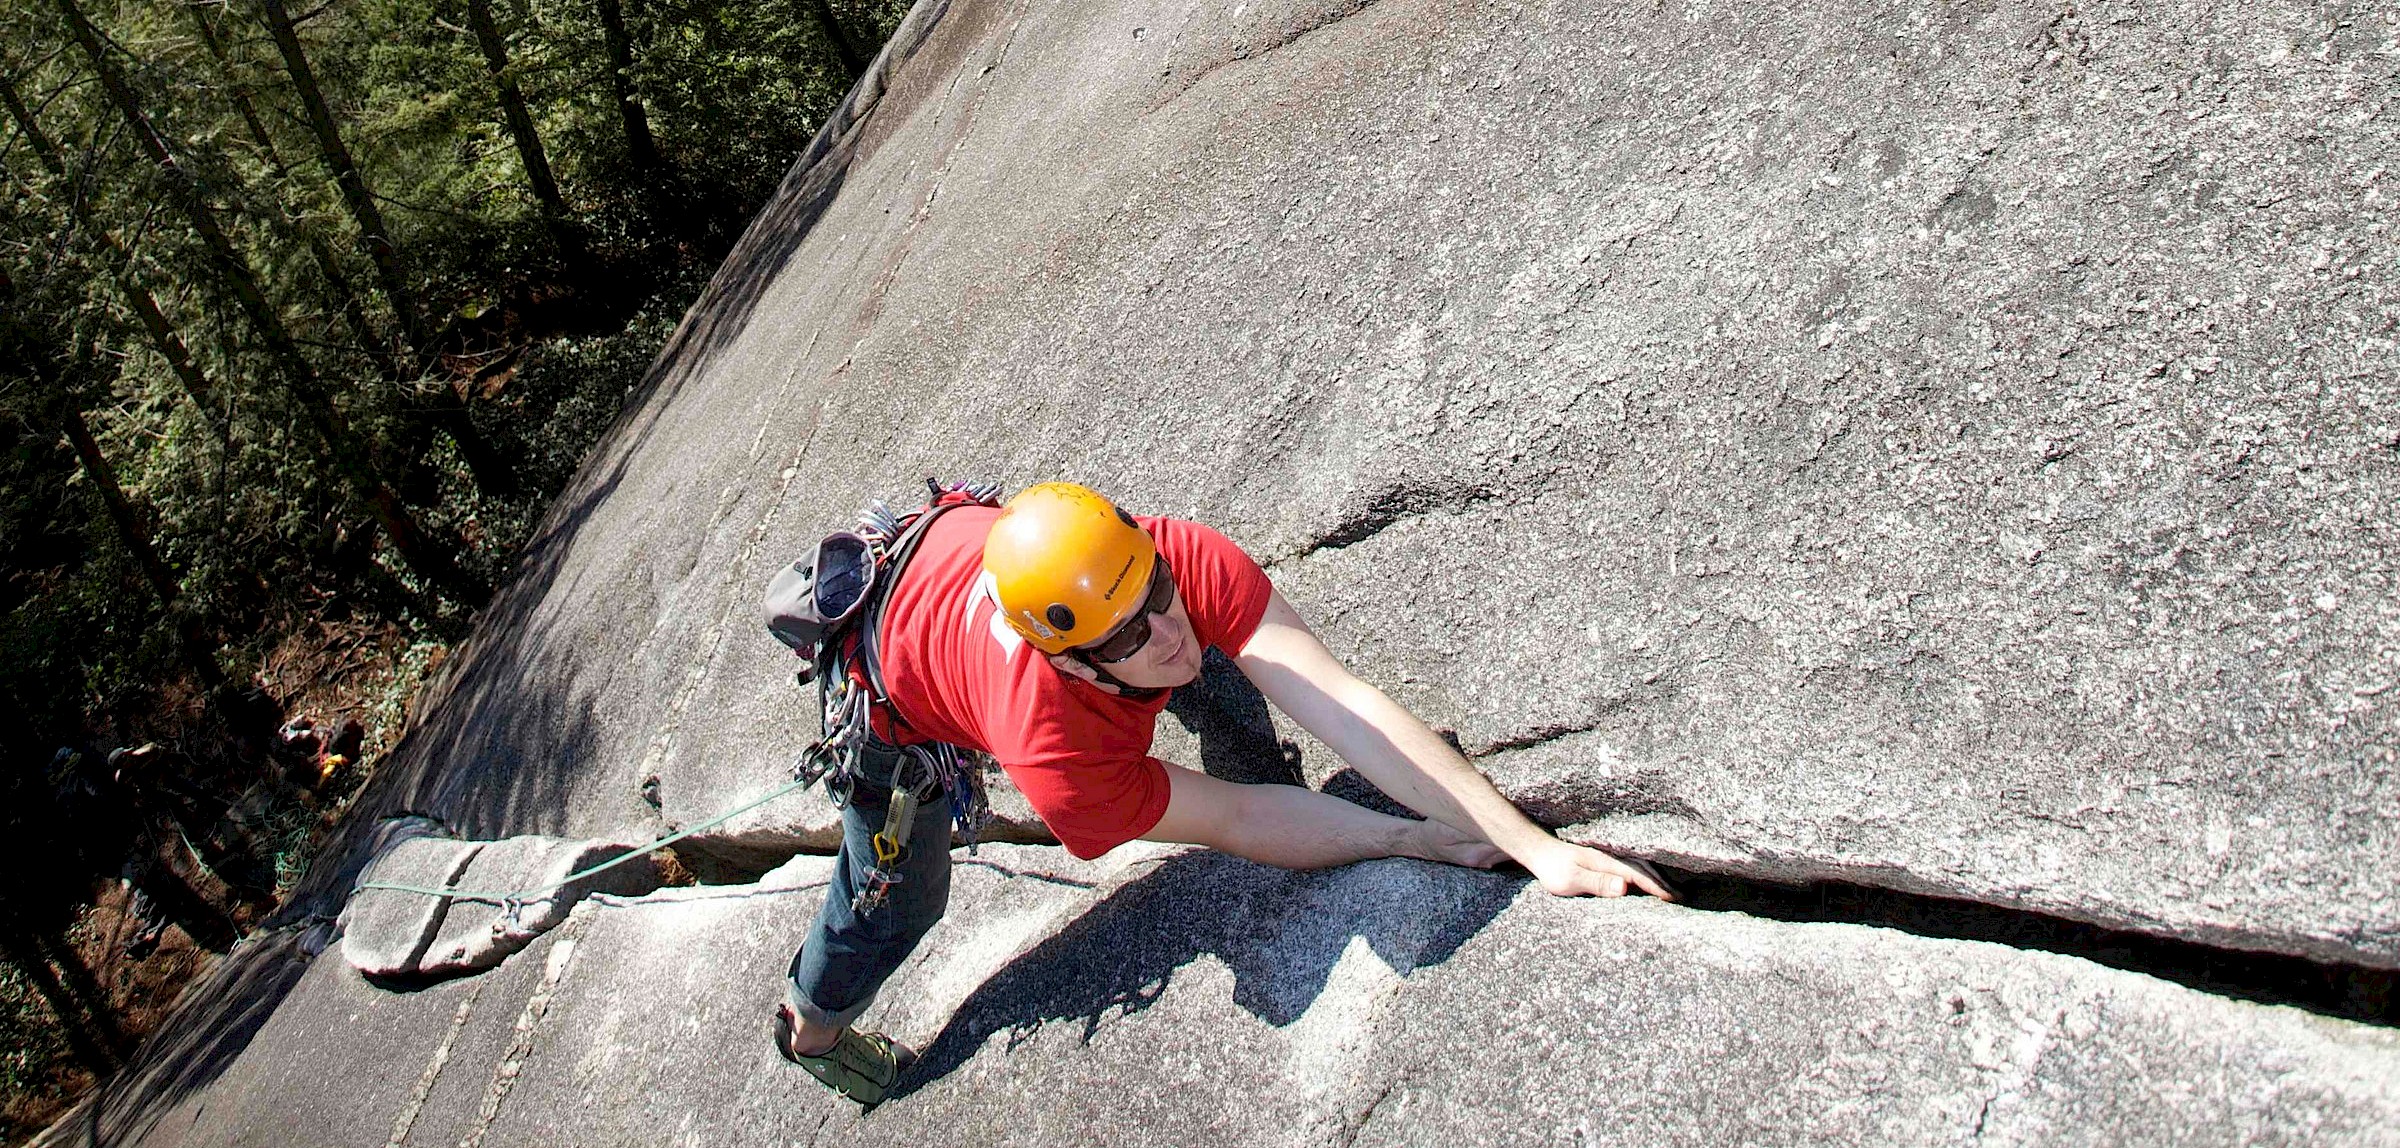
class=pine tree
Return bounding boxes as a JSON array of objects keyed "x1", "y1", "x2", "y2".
[
  {"x1": 247, "y1": 0, "x2": 429, "y2": 359},
  {"x1": 593, "y1": 0, "x2": 659, "y2": 173},
  {"x1": 810, "y1": 0, "x2": 868, "y2": 81},
  {"x1": 189, "y1": 1, "x2": 520, "y2": 498},
  {"x1": 183, "y1": 1, "x2": 397, "y2": 377},
  {"x1": 52, "y1": 0, "x2": 486, "y2": 603}
]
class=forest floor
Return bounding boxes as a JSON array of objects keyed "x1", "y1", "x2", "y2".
[{"x1": 1, "y1": 620, "x2": 448, "y2": 1146}]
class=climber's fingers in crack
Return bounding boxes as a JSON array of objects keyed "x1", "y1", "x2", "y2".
[
  {"x1": 1612, "y1": 854, "x2": 1676, "y2": 901},
  {"x1": 1578, "y1": 847, "x2": 1675, "y2": 901},
  {"x1": 1531, "y1": 842, "x2": 1676, "y2": 901}
]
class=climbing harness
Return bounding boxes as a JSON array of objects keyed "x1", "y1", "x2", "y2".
[
  {"x1": 765, "y1": 477, "x2": 1004, "y2": 915},
  {"x1": 358, "y1": 478, "x2": 1002, "y2": 922}
]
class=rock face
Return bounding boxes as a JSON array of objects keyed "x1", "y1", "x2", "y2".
[
  {"x1": 338, "y1": 829, "x2": 482, "y2": 978},
  {"x1": 58, "y1": 0, "x2": 2399, "y2": 1144},
  {"x1": 347, "y1": 0, "x2": 2397, "y2": 969}
]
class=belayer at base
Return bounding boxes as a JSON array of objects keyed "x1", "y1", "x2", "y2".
[{"x1": 761, "y1": 481, "x2": 1673, "y2": 1109}]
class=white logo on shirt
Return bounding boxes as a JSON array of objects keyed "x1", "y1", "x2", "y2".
[{"x1": 968, "y1": 570, "x2": 1026, "y2": 660}]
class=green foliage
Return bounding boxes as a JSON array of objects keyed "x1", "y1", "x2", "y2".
[
  {"x1": 0, "y1": 0, "x2": 911, "y2": 717},
  {"x1": 0, "y1": 959, "x2": 70, "y2": 1109}
]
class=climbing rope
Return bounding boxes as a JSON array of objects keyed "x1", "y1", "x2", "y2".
[{"x1": 354, "y1": 770, "x2": 816, "y2": 909}]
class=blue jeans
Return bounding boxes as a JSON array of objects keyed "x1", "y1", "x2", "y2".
[{"x1": 785, "y1": 775, "x2": 955, "y2": 1028}]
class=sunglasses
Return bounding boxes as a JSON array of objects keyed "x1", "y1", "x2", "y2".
[{"x1": 1077, "y1": 557, "x2": 1177, "y2": 665}]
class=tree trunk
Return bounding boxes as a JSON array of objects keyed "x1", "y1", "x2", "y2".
[
  {"x1": 186, "y1": 2, "x2": 399, "y2": 379},
  {"x1": 115, "y1": 265, "x2": 225, "y2": 421},
  {"x1": 808, "y1": 0, "x2": 868, "y2": 82},
  {"x1": 60, "y1": 408, "x2": 179, "y2": 606},
  {"x1": 59, "y1": 405, "x2": 229, "y2": 688},
  {"x1": 247, "y1": 0, "x2": 430, "y2": 360},
  {"x1": 181, "y1": 5, "x2": 287, "y2": 172},
  {"x1": 1, "y1": 270, "x2": 231, "y2": 689},
  {"x1": 0, "y1": 925, "x2": 122, "y2": 1073},
  {"x1": 54, "y1": 0, "x2": 487, "y2": 604},
  {"x1": 0, "y1": 78, "x2": 222, "y2": 425},
  {"x1": 315, "y1": 237, "x2": 399, "y2": 372},
  {"x1": 464, "y1": 0, "x2": 584, "y2": 263},
  {"x1": 593, "y1": 0, "x2": 661, "y2": 172},
  {"x1": 422, "y1": 392, "x2": 520, "y2": 498}
]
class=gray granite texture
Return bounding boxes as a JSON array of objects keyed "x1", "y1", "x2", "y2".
[
  {"x1": 50, "y1": 847, "x2": 2400, "y2": 1148},
  {"x1": 340, "y1": 833, "x2": 482, "y2": 978},
  {"x1": 340, "y1": 834, "x2": 658, "y2": 978},
  {"x1": 410, "y1": 835, "x2": 660, "y2": 977},
  {"x1": 324, "y1": 0, "x2": 2399, "y2": 967}
]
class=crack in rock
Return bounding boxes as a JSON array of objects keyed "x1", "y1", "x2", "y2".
[
  {"x1": 1472, "y1": 718, "x2": 1604, "y2": 757},
  {"x1": 382, "y1": 978, "x2": 486, "y2": 1148},
  {"x1": 455, "y1": 914, "x2": 587, "y2": 1148},
  {"x1": 1287, "y1": 481, "x2": 1499, "y2": 561},
  {"x1": 857, "y1": 0, "x2": 1031, "y2": 328},
  {"x1": 1963, "y1": 1003, "x2": 2071, "y2": 1143},
  {"x1": 1509, "y1": 770, "x2": 1703, "y2": 826},
  {"x1": 1336, "y1": 1078, "x2": 1400, "y2": 1148}
]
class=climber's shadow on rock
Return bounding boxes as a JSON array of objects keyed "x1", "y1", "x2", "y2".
[
  {"x1": 892, "y1": 850, "x2": 1518, "y2": 1098},
  {"x1": 1165, "y1": 648, "x2": 1305, "y2": 787},
  {"x1": 895, "y1": 641, "x2": 1515, "y2": 1097}
]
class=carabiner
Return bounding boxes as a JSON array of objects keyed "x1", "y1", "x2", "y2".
[{"x1": 871, "y1": 787, "x2": 919, "y2": 867}]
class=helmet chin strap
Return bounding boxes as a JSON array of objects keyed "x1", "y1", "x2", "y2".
[{"x1": 1072, "y1": 654, "x2": 1162, "y2": 701}]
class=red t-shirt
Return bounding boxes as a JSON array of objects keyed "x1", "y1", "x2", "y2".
[{"x1": 868, "y1": 506, "x2": 1274, "y2": 858}]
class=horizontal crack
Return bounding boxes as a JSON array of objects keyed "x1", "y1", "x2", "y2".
[
  {"x1": 1653, "y1": 862, "x2": 2397, "y2": 1030},
  {"x1": 1468, "y1": 725, "x2": 2391, "y2": 1005},
  {"x1": 592, "y1": 878, "x2": 830, "y2": 907},
  {"x1": 671, "y1": 822, "x2": 1059, "y2": 884},
  {"x1": 648, "y1": 833, "x2": 2400, "y2": 1030},
  {"x1": 955, "y1": 856, "x2": 1099, "y2": 889},
  {"x1": 630, "y1": 774, "x2": 2394, "y2": 1029}
]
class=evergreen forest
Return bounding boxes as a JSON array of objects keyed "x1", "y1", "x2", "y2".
[{"x1": 0, "y1": 0, "x2": 906, "y2": 1134}]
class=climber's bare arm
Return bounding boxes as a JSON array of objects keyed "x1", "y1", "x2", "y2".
[
  {"x1": 1142, "y1": 759, "x2": 1502, "y2": 870},
  {"x1": 1231, "y1": 591, "x2": 1674, "y2": 900}
]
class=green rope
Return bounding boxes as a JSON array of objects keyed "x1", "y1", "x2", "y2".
[{"x1": 355, "y1": 776, "x2": 814, "y2": 905}]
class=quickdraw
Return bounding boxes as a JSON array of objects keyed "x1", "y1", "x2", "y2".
[{"x1": 854, "y1": 783, "x2": 920, "y2": 916}]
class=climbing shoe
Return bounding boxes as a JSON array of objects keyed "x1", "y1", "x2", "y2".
[{"x1": 772, "y1": 1004, "x2": 910, "y2": 1111}]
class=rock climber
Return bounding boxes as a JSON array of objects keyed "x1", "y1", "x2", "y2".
[{"x1": 770, "y1": 482, "x2": 1673, "y2": 1107}]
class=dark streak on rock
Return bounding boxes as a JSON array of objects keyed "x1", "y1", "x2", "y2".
[
  {"x1": 1934, "y1": 182, "x2": 1999, "y2": 231},
  {"x1": 1511, "y1": 771, "x2": 1701, "y2": 825},
  {"x1": 1290, "y1": 480, "x2": 1498, "y2": 560},
  {"x1": 955, "y1": 857, "x2": 1100, "y2": 890},
  {"x1": 1467, "y1": 682, "x2": 1675, "y2": 758},
  {"x1": 1339, "y1": 1079, "x2": 1400, "y2": 1148},
  {"x1": 1476, "y1": 719, "x2": 1602, "y2": 757}
]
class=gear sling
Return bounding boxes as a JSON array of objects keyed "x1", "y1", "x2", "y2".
[{"x1": 763, "y1": 478, "x2": 1001, "y2": 916}]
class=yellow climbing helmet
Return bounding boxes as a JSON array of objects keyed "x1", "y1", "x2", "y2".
[{"x1": 985, "y1": 483, "x2": 1156, "y2": 654}]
